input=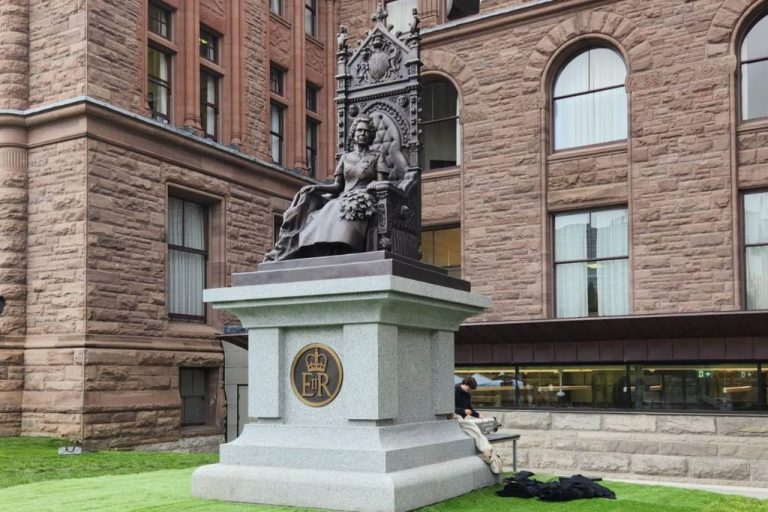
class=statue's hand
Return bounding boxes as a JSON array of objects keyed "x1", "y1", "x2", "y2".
[
  {"x1": 300, "y1": 185, "x2": 317, "y2": 194},
  {"x1": 366, "y1": 181, "x2": 378, "y2": 192}
]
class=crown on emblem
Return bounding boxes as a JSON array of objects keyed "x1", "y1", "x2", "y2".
[{"x1": 305, "y1": 348, "x2": 328, "y2": 373}]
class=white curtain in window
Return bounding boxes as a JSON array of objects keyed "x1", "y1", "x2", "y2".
[
  {"x1": 745, "y1": 192, "x2": 768, "y2": 245},
  {"x1": 554, "y1": 88, "x2": 627, "y2": 150},
  {"x1": 557, "y1": 262, "x2": 588, "y2": 317},
  {"x1": 169, "y1": 250, "x2": 205, "y2": 317},
  {"x1": 747, "y1": 247, "x2": 768, "y2": 310},
  {"x1": 168, "y1": 197, "x2": 183, "y2": 246},
  {"x1": 387, "y1": 0, "x2": 417, "y2": 34},
  {"x1": 270, "y1": 105, "x2": 282, "y2": 162},
  {"x1": 594, "y1": 209, "x2": 628, "y2": 258},
  {"x1": 184, "y1": 202, "x2": 205, "y2": 250},
  {"x1": 554, "y1": 213, "x2": 588, "y2": 261},
  {"x1": 596, "y1": 259, "x2": 628, "y2": 315},
  {"x1": 554, "y1": 48, "x2": 627, "y2": 150}
]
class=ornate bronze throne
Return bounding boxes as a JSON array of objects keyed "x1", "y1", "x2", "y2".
[{"x1": 336, "y1": 5, "x2": 422, "y2": 260}]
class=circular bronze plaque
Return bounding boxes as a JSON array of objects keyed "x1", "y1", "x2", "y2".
[{"x1": 290, "y1": 344, "x2": 343, "y2": 407}]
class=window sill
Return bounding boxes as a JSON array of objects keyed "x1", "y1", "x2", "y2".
[
  {"x1": 167, "y1": 321, "x2": 218, "y2": 339},
  {"x1": 306, "y1": 34, "x2": 325, "y2": 49},
  {"x1": 270, "y1": 12, "x2": 291, "y2": 30},
  {"x1": 737, "y1": 117, "x2": 768, "y2": 135},
  {"x1": 423, "y1": 166, "x2": 461, "y2": 180},
  {"x1": 547, "y1": 140, "x2": 627, "y2": 163},
  {"x1": 180, "y1": 425, "x2": 223, "y2": 437},
  {"x1": 148, "y1": 32, "x2": 178, "y2": 53},
  {"x1": 201, "y1": 59, "x2": 225, "y2": 77}
]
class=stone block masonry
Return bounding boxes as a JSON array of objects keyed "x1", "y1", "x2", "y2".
[
  {"x1": 0, "y1": 349, "x2": 23, "y2": 436},
  {"x1": 492, "y1": 410, "x2": 768, "y2": 487}
]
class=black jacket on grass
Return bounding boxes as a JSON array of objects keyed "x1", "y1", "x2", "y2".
[{"x1": 497, "y1": 471, "x2": 616, "y2": 502}]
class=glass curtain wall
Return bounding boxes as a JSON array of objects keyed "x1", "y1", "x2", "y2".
[{"x1": 455, "y1": 364, "x2": 765, "y2": 411}]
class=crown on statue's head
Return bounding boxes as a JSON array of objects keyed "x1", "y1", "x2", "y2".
[{"x1": 305, "y1": 348, "x2": 328, "y2": 373}]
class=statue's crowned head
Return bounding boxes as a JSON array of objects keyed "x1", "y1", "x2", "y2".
[{"x1": 351, "y1": 116, "x2": 376, "y2": 147}]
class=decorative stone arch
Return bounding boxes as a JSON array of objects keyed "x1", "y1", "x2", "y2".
[
  {"x1": 707, "y1": 0, "x2": 768, "y2": 58},
  {"x1": 522, "y1": 10, "x2": 652, "y2": 95},
  {"x1": 421, "y1": 49, "x2": 482, "y2": 122}
]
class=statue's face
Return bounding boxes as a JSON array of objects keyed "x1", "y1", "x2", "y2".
[{"x1": 354, "y1": 122, "x2": 371, "y2": 145}]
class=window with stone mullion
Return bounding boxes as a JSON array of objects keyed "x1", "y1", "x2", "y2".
[
  {"x1": 554, "y1": 208, "x2": 629, "y2": 318},
  {"x1": 745, "y1": 191, "x2": 768, "y2": 310},
  {"x1": 741, "y1": 15, "x2": 768, "y2": 121},
  {"x1": 168, "y1": 197, "x2": 207, "y2": 321},
  {"x1": 180, "y1": 368, "x2": 207, "y2": 426},
  {"x1": 148, "y1": 3, "x2": 171, "y2": 39},
  {"x1": 270, "y1": 103, "x2": 285, "y2": 165},
  {"x1": 200, "y1": 71, "x2": 219, "y2": 140},
  {"x1": 148, "y1": 47, "x2": 172, "y2": 122},
  {"x1": 306, "y1": 119, "x2": 318, "y2": 177},
  {"x1": 553, "y1": 47, "x2": 627, "y2": 150},
  {"x1": 305, "y1": 0, "x2": 317, "y2": 37}
]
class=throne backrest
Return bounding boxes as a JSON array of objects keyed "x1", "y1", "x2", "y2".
[
  {"x1": 369, "y1": 112, "x2": 407, "y2": 181},
  {"x1": 335, "y1": 4, "x2": 422, "y2": 259}
]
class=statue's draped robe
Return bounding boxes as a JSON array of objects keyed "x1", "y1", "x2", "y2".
[{"x1": 267, "y1": 149, "x2": 388, "y2": 261}]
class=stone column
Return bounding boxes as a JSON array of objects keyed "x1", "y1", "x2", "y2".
[
  {"x1": 291, "y1": 0, "x2": 307, "y2": 170},
  {"x1": 0, "y1": 1, "x2": 29, "y2": 110},
  {"x1": 0, "y1": 0, "x2": 28, "y2": 335},
  {"x1": 183, "y1": 0, "x2": 202, "y2": 131}
]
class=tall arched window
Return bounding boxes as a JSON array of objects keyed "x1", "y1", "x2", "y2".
[
  {"x1": 553, "y1": 47, "x2": 627, "y2": 151},
  {"x1": 422, "y1": 77, "x2": 460, "y2": 170},
  {"x1": 741, "y1": 14, "x2": 768, "y2": 121}
]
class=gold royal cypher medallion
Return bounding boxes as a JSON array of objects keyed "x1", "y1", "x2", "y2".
[{"x1": 290, "y1": 344, "x2": 343, "y2": 407}]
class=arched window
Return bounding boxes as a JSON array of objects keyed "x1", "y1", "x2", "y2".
[
  {"x1": 741, "y1": 14, "x2": 768, "y2": 121},
  {"x1": 422, "y1": 77, "x2": 460, "y2": 170},
  {"x1": 553, "y1": 47, "x2": 627, "y2": 151}
]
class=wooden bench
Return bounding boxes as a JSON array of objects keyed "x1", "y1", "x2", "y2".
[{"x1": 486, "y1": 432, "x2": 520, "y2": 472}]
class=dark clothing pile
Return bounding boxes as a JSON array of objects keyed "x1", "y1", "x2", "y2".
[
  {"x1": 497, "y1": 471, "x2": 616, "y2": 502},
  {"x1": 454, "y1": 384, "x2": 479, "y2": 418}
]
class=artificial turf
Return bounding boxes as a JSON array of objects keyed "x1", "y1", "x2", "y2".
[
  {"x1": 0, "y1": 437, "x2": 216, "y2": 489},
  {"x1": 1, "y1": 438, "x2": 767, "y2": 512}
]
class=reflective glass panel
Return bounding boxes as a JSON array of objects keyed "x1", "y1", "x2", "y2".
[
  {"x1": 746, "y1": 246, "x2": 768, "y2": 310},
  {"x1": 637, "y1": 365, "x2": 759, "y2": 411},
  {"x1": 517, "y1": 366, "x2": 629, "y2": 409},
  {"x1": 742, "y1": 60, "x2": 768, "y2": 120},
  {"x1": 742, "y1": 15, "x2": 768, "y2": 61}
]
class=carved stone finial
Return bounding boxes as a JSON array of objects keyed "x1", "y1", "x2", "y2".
[
  {"x1": 337, "y1": 25, "x2": 348, "y2": 53},
  {"x1": 372, "y1": 3, "x2": 388, "y2": 25},
  {"x1": 409, "y1": 8, "x2": 420, "y2": 35}
]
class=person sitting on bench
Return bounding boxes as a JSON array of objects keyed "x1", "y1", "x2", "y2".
[{"x1": 455, "y1": 377, "x2": 481, "y2": 418}]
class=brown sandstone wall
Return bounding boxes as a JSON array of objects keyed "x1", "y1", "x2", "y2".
[
  {"x1": 81, "y1": 348, "x2": 224, "y2": 449},
  {"x1": 85, "y1": 139, "x2": 279, "y2": 337},
  {"x1": 400, "y1": 0, "x2": 768, "y2": 321},
  {"x1": 28, "y1": 0, "x2": 87, "y2": 107},
  {"x1": 21, "y1": 348, "x2": 84, "y2": 439},
  {"x1": 87, "y1": 0, "x2": 145, "y2": 112},
  {"x1": 27, "y1": 139, "x2": 87, "y2": 335},
  {"x1": 0, "y1": 0, "x2": 29, "y2": 109},
  {"x1": 242, "y1": 0, "x2": 269, "y2": 159},
  {"x1": 0, "y1": 349, "x2": 23, "y2": 436}
]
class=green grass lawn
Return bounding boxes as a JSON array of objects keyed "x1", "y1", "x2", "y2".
[{"x1": 1, "y1": 438, "x2": 767, "y2": 512}]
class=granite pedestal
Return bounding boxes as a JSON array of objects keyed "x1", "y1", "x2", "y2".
[{"x1": 192, "y1": 253, "x2": 497, "y2": 512}]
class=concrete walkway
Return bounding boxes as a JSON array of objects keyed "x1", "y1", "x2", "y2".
[{"x1": 609, "y1": 478, "x2": 768, "y2": 500}]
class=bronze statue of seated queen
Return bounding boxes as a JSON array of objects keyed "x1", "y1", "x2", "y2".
[{"x1": 265, "y1": 117, "x2": 394, "y2": 261}]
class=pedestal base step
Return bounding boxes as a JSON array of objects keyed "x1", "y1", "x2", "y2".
[{"x1": 191, "y1": 455, "x2": 498, "y2": 512}]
